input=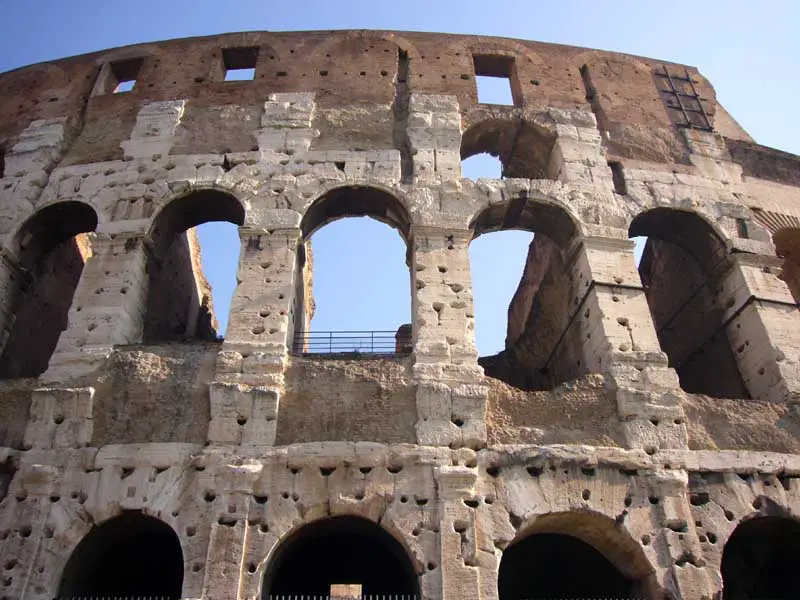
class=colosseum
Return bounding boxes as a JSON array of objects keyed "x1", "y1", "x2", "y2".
[{"x1": 0, "y1": 28, "x2": 799, "y2": 600}]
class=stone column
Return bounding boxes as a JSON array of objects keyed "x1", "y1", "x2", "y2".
[
  {"x1": 210, "y1": 226, "x2": 301, "y2": 451},
  {"x1": 217, "y1": 226, "x2": 301, "y2": 384},
  {"x1": 410, "y1": 226, "x2": 487, "y2": 449},
  {"x1": 435, "y1": 465, "x2": 481, "y2": 600},
  {"x1": 569, "y1": 236, "x2": 689, "y2": 451},
  {"x1": 719, "y1": 252, "x2": 800, "y2": 402},
  {"x1": 43, "y1": 231, "x2": 150, "y2": 381}
]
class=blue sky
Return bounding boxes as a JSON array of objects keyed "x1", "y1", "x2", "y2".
[{"x1": 1, "y1": 1, "x2": 798, "y2": 355}]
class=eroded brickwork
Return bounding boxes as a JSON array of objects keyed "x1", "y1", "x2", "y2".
[{"x1": 1, "y1": 29, "x2": 800, "y2": 600}]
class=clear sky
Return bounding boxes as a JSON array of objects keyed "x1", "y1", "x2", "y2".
[{"x1": 1, "y1": 1, "x2": 798, "y2": 354}]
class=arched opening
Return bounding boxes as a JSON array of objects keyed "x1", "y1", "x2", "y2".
[
  {"x1": 461, "y1": 118, "x2": 556, "y2": 180},
  {"x1": 629, "y1": 208, "x2": 749, "y2": 399},
  {"x1": 0, "y1": 201, "x2": 97, "y2": 379},
  {"x1": 499, "y1": 513, "x2": 654, "y2": 600},
  {"x1": 773, "y1": 228, "x2": 800, "y2": 304},
  {"x1": 58, "y1": 511, "x2": 183, "y2": 599},
  {"x1": 721, "y1": 516, "x2": 800, "y2": 600},
  {"x1": 462, "y1": 152, "x2": 504, "y2": 180},
  {"x1": 294, "y1": 186, "x2": 412, "y2": 355},
  {"x1": 143, "y1": 190, "x2": 244, "y2": 343},
  {"x1": 262, "y1": 516, "x2": 419, "y2": 598},
  {"x1": 471, "y1": 196, "x2": 584, "y2": 390}
]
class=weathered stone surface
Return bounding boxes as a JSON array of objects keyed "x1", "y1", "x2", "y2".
[{"x1": 0, "y1": 29, "x2": 799, "y2": 600}]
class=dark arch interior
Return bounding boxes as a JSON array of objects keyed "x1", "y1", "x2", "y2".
[
  {"x1": 629, "y1": 208, "x2": 749, "y2": 399},
  {"x1": 300, "y1": 186, "x2": 411, "y2": 242},
  {"x1": 774, "y1": 227, "x2": 800, "y2": 304},
  {"x1": 263, "y1": 517, "x2": 419, "y2": 597},
  {"x1": 722, "y1": 516, "x2": 800, "y2": 600},
  {"x1": 143, "y1": 190, "x2": 245, "y2": 343},
  {"x1": 58, "y1": 511, "x2": 183, "y2": 599},
  {"x1": 499, "y1": 533, "x2": 636, "y2": 600},
  {"x1": 461, "y1": 118, "x2": 556, "y2": 179},
  {"x1": 471, "y1": 198, "x2": 584, "y2": 391},
  {"x1": 0, "y1": 202, "x2": 98, "y2": 379}
]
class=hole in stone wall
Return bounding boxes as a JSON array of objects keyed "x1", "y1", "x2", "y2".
[
  {"x1": 470, "y1": 197, "x2": 585, "y2": 391},
  {"x1": 630, "y1": 208, "x2": 750, "y2": 399},
  {"x1": 143, "y1": 190, "x2": 244, "y2": 343},
  {"x1": 58, "y1": 511, "x2": 183, "y2": 599},
  {"x1": 0, "y1": 201, "x2": 98, "y2": 379},
  {"x1": 461, "y1": 119, "x2": 555, "y2": 180},
  {"x1": 194, "y1": 221, "x2": 240, "y2": 338},
  {"x1": 462, "y1": 153, "x2": 503, "y2": 180},
  {"x1": 473, "y1": 54, "x2": 518, "y2": 106},
  {"x1": 293, "y1": 187, "x2": 412, "y2": 356},
  {"x1": 773, "y1": 227, "x2": 800, "y2": 304},
  {"x1": 262, "y1": 516, "x2": 419, "y2": 597},
  {"x1": 469, "y1": 230, "x2": 533, "y2": 357},
  {"x1": 721, "y1": 516, "x2": 800, "y2": 600},
  {"x1": 106, "y1": 58, "x2": 144, "y2": 94},
  {"x1": 498, "y1": 533, "x2": 642, "y2": 599},
  {"x1": 222, "y1": 46, "x2": 259, "y2": 81}
]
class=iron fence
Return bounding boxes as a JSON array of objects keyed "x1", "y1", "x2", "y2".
[{"x1": 292, "y1": 330, "x2": 412, "y2": 356}]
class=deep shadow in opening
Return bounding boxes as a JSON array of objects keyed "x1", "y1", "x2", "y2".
[
  {"x1": 471, "y1": 197, "x2": 585, "y2": 391},
  {"x1": 774, "y1": 227, "x2": 800, "y2": 305},
  {"x1": 58, "y1": 511, "x2": 183, "y2": 599},
  {"x1": 629, "y1": 208, "x2": 749, "y2": 399},
  {"x1": 499, "y1": 533, "x2": 637, "y2": 600},
  {"x1": 722, "y1": 516, "x2": 800, "y2": 600},
  {"x1": 461, "y1": 119, "x2": 556, "y2": 180},
  {"x1": 262, "y1": 516, "x2": 419, "y2": 597},
  {"x1": 143, "y1": 190, "x2": 244, "y2": 343},
  {"x1": 0, "y1": 201, "x2": 97, "y2": 379}
]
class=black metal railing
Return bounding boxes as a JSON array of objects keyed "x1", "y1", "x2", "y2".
[
  {"x1": 57, "y1": 597, "x2": 175, "y2": 600},
  {"x1": 293, "y1": 331, "x2": 412, "y2": 355},
  {"x1": 266, "y1": 596, "x2": 419, "y2": 600}
]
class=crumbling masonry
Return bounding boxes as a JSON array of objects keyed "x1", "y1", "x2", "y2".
[{"x1": 0, "y1": 29, "x2": 800, "y2": 600}]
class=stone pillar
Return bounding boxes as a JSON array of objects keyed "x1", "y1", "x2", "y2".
[
  {"x1": 217, "y1": 226, "x2": 301, "y2": 385},
  {"x1": 410, "y1": 226, "x2": 487, "y2": 449},
  {"x1": 435, "y1": 465, "x2": 481, "y2": 600},
  {"x1": 211, "y1": 227, "x2": 301, "y2": 452},
  {"x1": 571, "y1": 236, "x2": 689, "y2": 451},
  {"x1": 43, "y1": 231, "x2": 150, "y2": 381},
  {"x1": 720, "y1": 252, "x2": 800, "y2": 402}
]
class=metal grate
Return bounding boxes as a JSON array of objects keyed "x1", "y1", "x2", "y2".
[
  {"x1": 654, "y1": 65, "x2": 713, "y2": 131},
  {"x1": 293, "y1": 330, "x2": 412, "y2": 356}
]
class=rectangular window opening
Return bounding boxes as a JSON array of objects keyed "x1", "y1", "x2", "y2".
[
  {"x1": 109, "y1": 58, "x2": 143, "y2": 94},
  {"x1": 473, "y1": 54, "x2": 517, "y2": 106},
  {"x1": 222, "y1": 47, "x2": 259, "y2": 82}
]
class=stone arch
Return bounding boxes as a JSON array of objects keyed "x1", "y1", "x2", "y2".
[
  {"x1": 261, "y1": 515, "x2": 420, "y2": 598},
  {"x1": 143, "y1": 188, "x2": 245, "y2": 343},
  {"x1": 0, "y1": 200, "x2": 97, "y2": 378},
  {"x1": 469, "y1": 193, "x2": 589, "y2": 389},
  {"x1": 499, "y1": 511, "x2": 657, "y2": 600},
  {"x1": 58, "y1": 510, "x2": 184, "y2": 599},
  {"x1": 300, "y1": 184, "x2": 412, "y2": 242},
  {"x1": 293, "y1": 185, "x2": 413, "y2": 353},
  {"x1": 461, "y1": 117, "x2": 557, "y2": 179},
  {"x1": 720, "y1": 514, "x2": 800, "y2": 600},
  {"x1": 629, "y1": 207, "x2": 751, "y2": 399}
]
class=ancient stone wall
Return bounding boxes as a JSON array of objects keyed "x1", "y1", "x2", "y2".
[{"x1": 0, "y1": 29, "x2": 799, "y2": 600}]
